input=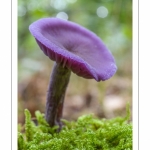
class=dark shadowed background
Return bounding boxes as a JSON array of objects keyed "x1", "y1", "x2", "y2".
[{"x1": 18, "y1": 0, "x2": 132, "y2": 124}]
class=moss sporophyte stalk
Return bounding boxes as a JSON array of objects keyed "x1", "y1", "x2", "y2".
[{"x1": 29, "y1": 18, "x2": 117, "y2": 129}]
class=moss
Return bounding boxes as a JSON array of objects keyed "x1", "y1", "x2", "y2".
[{"x1": 18, "y1": 107, "x2": 132, "y2": 150}]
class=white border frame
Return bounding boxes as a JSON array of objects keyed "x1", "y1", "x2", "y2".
[{"x1": 3, "y1": 0, "x2": 146, "y2": 149}]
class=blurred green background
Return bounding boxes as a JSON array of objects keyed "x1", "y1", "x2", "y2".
[{"x1": 18, "y1": 0, "x2": 132, "y2": 124}]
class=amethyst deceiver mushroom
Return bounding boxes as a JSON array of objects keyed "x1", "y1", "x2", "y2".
[{"x1": 29, "y1": 18, "x2": 117, "y2": 130}]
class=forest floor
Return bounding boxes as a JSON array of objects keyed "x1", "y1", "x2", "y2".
[{"x1": 18, "y1": 63, "x2": 132, "y2": 124}]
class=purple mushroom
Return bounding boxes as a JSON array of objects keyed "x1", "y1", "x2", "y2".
[{"x1": 29, "y1": 18, "x2": 117, "y2": 130}]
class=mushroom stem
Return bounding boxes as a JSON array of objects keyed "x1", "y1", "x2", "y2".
[{"x1": 45, "y1": 62, "x2": 71, "y2": 130}]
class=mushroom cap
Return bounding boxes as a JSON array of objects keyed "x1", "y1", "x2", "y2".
[{"x1": 29, "y1": 18, "x2": 117, "y2": 81}]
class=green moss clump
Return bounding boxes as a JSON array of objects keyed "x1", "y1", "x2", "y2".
[{"x1": 18, "y1": 108, "x2": 132, "y2": 150}]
